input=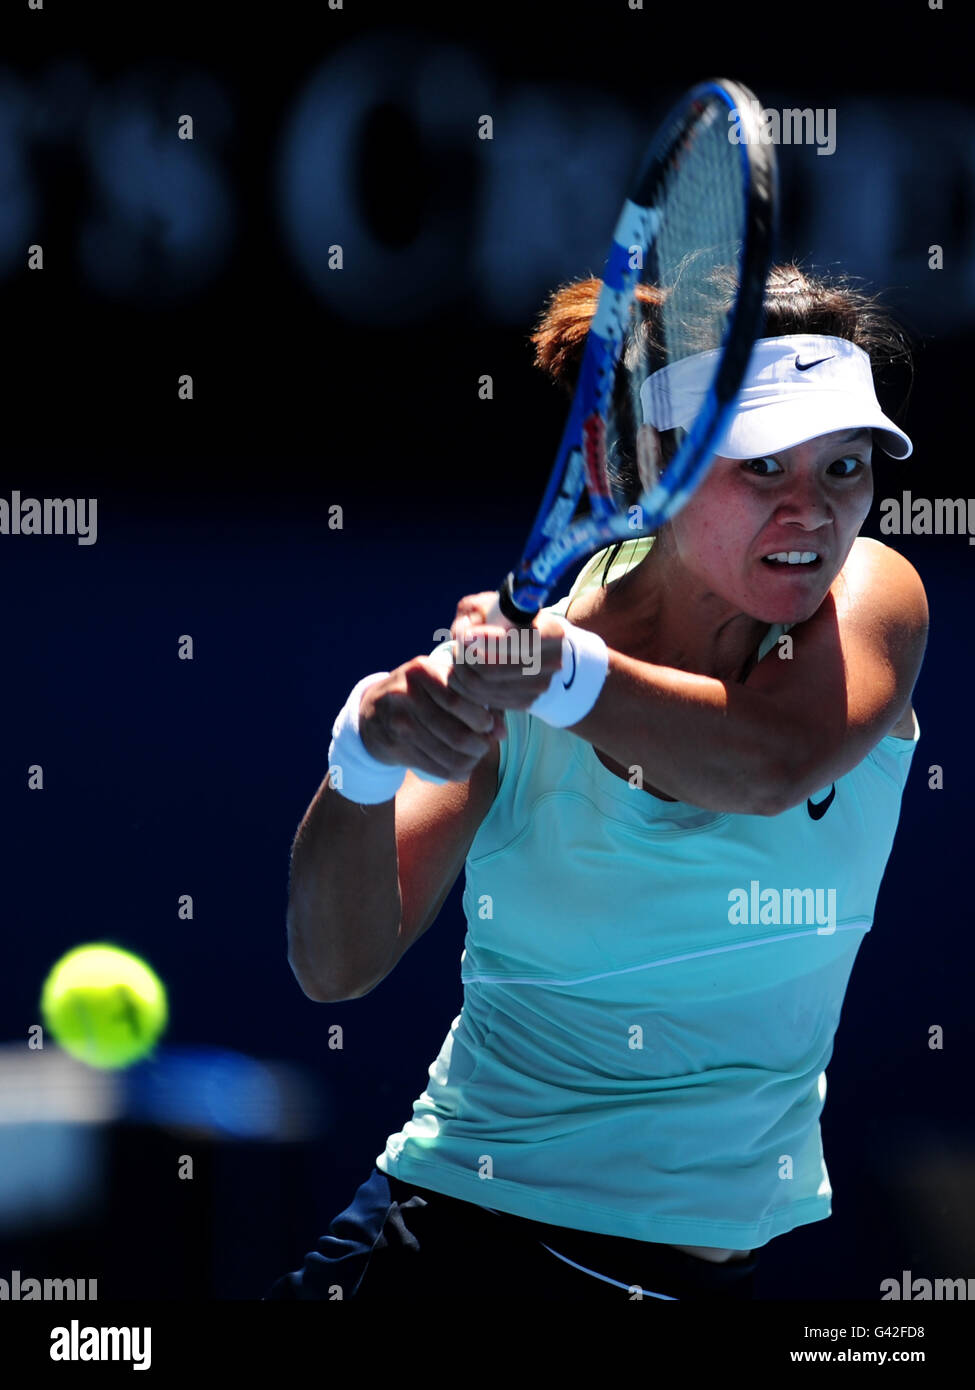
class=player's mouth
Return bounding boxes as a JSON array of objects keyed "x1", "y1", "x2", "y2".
[{"x1": 760, "y1": 550, "x2": 823, "y2": 571}]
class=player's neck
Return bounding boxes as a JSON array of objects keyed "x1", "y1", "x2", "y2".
[{"x1": 577, "y1": 547, "x2": 769, "y2": 684}]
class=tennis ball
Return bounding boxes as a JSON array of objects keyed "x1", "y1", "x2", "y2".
[{"x1": 40, "y1": 943, "x2": 168, "y2": 1069}]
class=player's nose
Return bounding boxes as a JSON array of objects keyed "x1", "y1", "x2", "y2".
[{"x1": 772, "y1": 468, "x2": 833, "y2": 530}]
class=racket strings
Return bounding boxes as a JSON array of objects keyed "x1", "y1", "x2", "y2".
[
  {"x1": 655, "y1": 105, "x2": 746, "y2": 361},
  {"x1": 607, "y1": 98, "x2": 749, "y2": 510}
]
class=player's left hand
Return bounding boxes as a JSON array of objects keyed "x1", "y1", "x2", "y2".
[{"x1": 449, "y1": 591, "x2": 510, "y2": 634}]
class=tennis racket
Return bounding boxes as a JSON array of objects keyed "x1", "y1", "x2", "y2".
[{"x1": 415, "y1": 77, "x2": 776, "y2": 780}]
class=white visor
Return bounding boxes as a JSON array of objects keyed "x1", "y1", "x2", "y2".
[{"x1": 639, "y1": 334, "x2": 912, "y2": 460}]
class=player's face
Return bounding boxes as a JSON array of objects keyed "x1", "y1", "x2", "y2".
[{"x1": 661, "y1": 427, "x2": 875, "y2": 624}]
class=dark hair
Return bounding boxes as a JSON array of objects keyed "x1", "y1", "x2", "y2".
[{"x1": 529, "y1": 262, "x2": 914, "y2": 590}]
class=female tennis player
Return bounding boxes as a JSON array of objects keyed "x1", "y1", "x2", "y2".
[{"x1": 265, "y1": 263, "x2": 928, "y2": 1302}]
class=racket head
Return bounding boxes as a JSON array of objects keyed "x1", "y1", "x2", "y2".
[{"x1": 499, "y1": 77, "x2": 777, "y2": 624}]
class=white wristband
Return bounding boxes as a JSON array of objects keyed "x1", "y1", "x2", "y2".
[
  {"x1": 327, "y1": 672, "x2": 407, "y2": 804},
  {"x1": 527, "y1": 617, "x2": 609, "y2": 728}
]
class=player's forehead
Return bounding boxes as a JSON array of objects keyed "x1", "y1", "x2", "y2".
[
  {"x1": 769, "y1": 427, "x2": 874, "y2": 455},
  {"x1": 816, "y1": 427, "x2": 872, "y2": 447}
]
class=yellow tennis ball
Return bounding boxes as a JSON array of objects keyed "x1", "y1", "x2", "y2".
[{"x1": 40, "y1": 943, "x2": 168, "y2": 1069}]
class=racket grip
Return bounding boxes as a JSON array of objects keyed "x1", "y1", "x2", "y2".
[{"x1": 496, "y1": 574, "x2": 540, "y2": 627}]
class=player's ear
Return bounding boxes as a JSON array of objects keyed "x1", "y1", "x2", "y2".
[{"x1": 635, "y1": 423, "x2": 662, "y2": 494}]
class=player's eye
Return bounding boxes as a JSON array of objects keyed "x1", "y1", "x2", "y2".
[
  {"x1": 828, "y1": 455, "x2": 869, "y2": 477},
  {"x1": 741, "y1": 456, "x2": 782, "y2": 477}
]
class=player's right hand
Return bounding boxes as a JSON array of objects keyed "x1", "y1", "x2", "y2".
[{"x1": 358, "y1": 656, "x2": 506, "y2": 783}]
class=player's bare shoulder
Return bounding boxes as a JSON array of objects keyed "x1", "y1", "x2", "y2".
[
  {"x1": 833, "y1": 536, "x2": 929, "y2": 632},
  {"x1": 833, "y1": 537, "x2": 928, "y2": 739}
]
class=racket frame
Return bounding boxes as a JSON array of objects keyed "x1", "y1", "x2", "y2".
[{"x1": 497, "y1": 77, "x2": 778, "y2": 626}]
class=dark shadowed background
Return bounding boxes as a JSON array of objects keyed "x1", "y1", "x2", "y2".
[{"x1": 1, "y1": 0, "x2": 972, "y2": 1302}]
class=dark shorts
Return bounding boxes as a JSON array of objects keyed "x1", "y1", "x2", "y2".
[{"x1": 263, "y1": 1166, "x2": 761, "y2": 1301}]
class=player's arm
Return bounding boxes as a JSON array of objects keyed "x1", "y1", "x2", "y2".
[
  {"x1": 568, "y1": 537, "x2": 928, "y2": 815},
  {"x1": 286, "y1": 697, "x2": 500, "y2": 1004}
]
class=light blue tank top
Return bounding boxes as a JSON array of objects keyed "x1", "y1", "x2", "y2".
[{"x1": 377, "y1": 539, "x2": 920, "y2": 1249}]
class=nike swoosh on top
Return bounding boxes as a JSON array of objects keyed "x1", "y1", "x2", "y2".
[
  {"x1": 807, "y1": 784, "x2": 836, "y2": 820},
  {"x1": 795, "y1": 354, "x2": 834, "y2": 372},
  {"x1": 562, "y1": 637, "x2": 577, "y2": 690}
]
